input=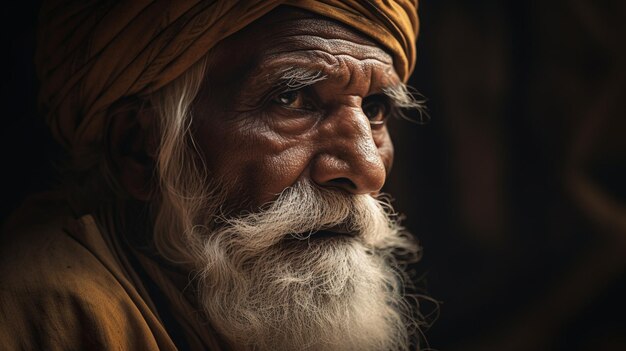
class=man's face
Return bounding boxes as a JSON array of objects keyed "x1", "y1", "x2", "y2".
[
  {"x1": 192, "y1": 8, "x2": 399, "y2": 211},
  {"x1": 149, "y1": 8, "x2": 420, "y2": 350}
]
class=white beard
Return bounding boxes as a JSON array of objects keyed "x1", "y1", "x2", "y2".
[{"x1": 184, "y1": 181, "x2": 420, "y2": 350}]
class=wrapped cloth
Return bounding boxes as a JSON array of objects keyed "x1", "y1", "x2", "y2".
[{"x1": 35, "y1": 0, "x2": 419, "y2": 153}]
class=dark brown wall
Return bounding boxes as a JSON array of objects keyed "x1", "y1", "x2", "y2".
[
  {"x1": 387, "y1": 1, "x2": 626, "y2": 350},
  {"x1": 1, "y1": 1, "x2": 61, "y2": 219}
]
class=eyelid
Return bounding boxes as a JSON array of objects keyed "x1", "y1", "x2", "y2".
[
  {"x1": 257, "y1": 85, "x2": 295, "y2": 109},
  {"x1": 362, "y1": 94, "x2": 392, "y2": 120},
  {"x1": 271, "y1": 87, "x2": 318, "y2": 111}
]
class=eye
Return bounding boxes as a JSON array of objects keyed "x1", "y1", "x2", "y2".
[
  {"x1": 272, "y1": 90, "x2": 312, "y2": 110},
  {"x1": 362, "y1": 94, "x2": 391, "y2": 125},
  {"x1": 275, "y1": 91, "x2": 298, "y2": 106}
]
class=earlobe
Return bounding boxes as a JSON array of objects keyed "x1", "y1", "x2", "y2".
[{"x1": 107, "y1": 102, "x2": 158, "y2": 201}]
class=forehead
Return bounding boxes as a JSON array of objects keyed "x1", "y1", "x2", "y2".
[{"x1": 206, "y1": 7, "x2": 399, "y2": 88}]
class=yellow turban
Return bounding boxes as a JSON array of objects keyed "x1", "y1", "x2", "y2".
[{"x1": 35, "y1": 1, "x2": 419, "y2": 153}]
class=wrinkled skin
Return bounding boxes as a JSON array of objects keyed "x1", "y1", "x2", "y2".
[{"x1": 192, "y1": 7, "x2": 400, "y2": 211}]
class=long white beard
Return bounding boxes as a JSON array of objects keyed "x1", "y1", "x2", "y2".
[{"x1": 187, "y1": 181, "x2": 419, "y2": 350}]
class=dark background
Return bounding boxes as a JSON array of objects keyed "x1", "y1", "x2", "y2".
[{"x1": 2, "y1": 1, "x2": 625, "y2": 351}]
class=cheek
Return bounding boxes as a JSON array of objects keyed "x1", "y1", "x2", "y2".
[
  {"x1": 375, "y1": 129, "x2": 394, "y2": 172},
  {"x1": 242, "y1": 138, "x2": 314, "y2": 206},
  {"x1": 204, "y1": 126, "x2": 313, "y2": 207},
  {"x1": 251, "y1": 146, "x2": 311, "y2": 192}
]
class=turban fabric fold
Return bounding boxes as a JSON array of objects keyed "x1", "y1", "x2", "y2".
[{"x1": 35, "y1": 0, "x2": 419, "y2": 152}]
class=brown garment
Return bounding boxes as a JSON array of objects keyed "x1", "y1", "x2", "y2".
[{"x1": 0, "y1": 194, "x2": 221, "y2": 350}]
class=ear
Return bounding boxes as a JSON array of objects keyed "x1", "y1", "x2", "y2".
[{"x1": 107, "y1": 103, "x2": 158, "y2": 201}]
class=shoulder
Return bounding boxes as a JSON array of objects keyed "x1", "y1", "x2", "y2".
[
  {"x1": 0, "y1": 193, "x2": 113, "y2": 298},
  {"x1": 0, "y1": 194, "x2": 165, "y2": 350}
]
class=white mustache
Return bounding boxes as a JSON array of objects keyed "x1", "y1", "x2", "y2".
[{"x1": 211, "y1": 180, "x2": 400, "y2": 253}]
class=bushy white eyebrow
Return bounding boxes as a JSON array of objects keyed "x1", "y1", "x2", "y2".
[
  {"x1": 272, "y1": 66, "x2": 328, "y2": 91},
  {"x1": 383, "y1": 83, "x2": 430, "y2": 124},
  {"x1": 264, "y1": 66, "x2": 429, "y2": 123}
]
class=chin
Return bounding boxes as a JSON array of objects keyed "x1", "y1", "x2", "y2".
[{"x1": 194, "y1": 231, "x2": 414, "y2": 351}]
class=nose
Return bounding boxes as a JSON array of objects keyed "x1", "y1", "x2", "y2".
[{"x1": 310, "y1": 106, "x2": 388, "y2": 195}]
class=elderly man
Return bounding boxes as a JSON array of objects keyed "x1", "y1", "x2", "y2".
[{"x1": 0, "y1": 1, "x2": 423, "y2": 350}]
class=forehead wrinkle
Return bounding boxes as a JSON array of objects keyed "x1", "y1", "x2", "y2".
[
  {"x1": 331, "y1": 55, "x2": 369, "y2": 95},
  {"x1": 260, "y1": 15, "x2": 377, "y2": 44},
  {"x1": 263, "y1": 35, "x2": 392, "y2": 64},
  {"x1": 253, "y1": 51, "x2": 397, "y2": 93},
  {"x1": 330, "y1": 55, "x2": 402, "y2": 98}
]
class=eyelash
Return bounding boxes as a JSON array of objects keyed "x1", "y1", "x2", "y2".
[
  {"x1": 267, "y1": 88, "x2": 393, "y2": 127},
  {"x1": 362, "y1": 94, "x2": 392, "y2": 126},
  {"x1": 272, "y1": 89, "x2": 315, "y2": 110}
]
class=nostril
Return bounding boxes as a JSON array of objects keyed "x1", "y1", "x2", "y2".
[{"x1": 326, "y1": 177, "x2": 357, "y2": 191}]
